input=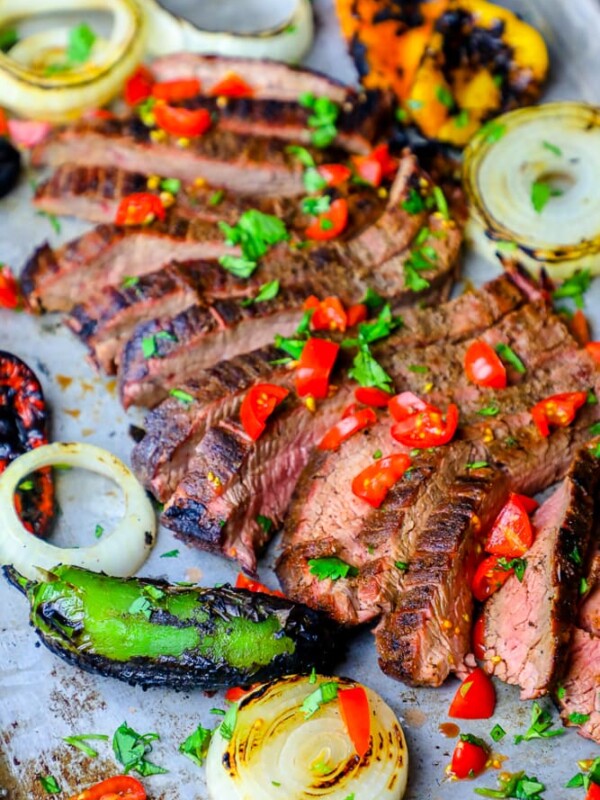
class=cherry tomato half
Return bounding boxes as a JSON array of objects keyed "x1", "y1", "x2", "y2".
[
  {"x1": 115, "y1": 193, "x2": 166, "y2": 226},
  {"x1": 239, "y1": 383, "x2": 289, "y2": 441},
  {"x1": 295, "y1": 338, "x2": 340, "y2": 399},
  {"x1": 471, "y1": 555, "x2": 511, "y2": 602},
  {"x1": 124, "y1": 65, "x2": 154, "y2": 106},
  {"x1": 391, "y1": 403, "x2": 459, "y2": 449},
  {"x1": 586, "y1": 782, "x2": 600, "y2": 800},
  {"x1": 484, "y1": 494, "x2": 534, "y2": 558},
  {"x1": 464, "y1": 340, "x2": 507, "y2": 389},
  {"x1": 68, "y1": 775, "x2": 146, "y2": 800},
  {"x1": 352, "y1": 453, "x2": 411, "y2": 508},
  {"x1": 305, "y1": 198, "x2": 348, "y2": 241},
  {"x1": 152, "y1": 78, "x2": 201, "y2": 102},
  {"x1": 318, "y1": 407, "x2": 377, "y2": 450},
  {"x1": 304, "y1": 295, "x2": 348, "y2": 332},
  {"x1": 450, "y1": 735, "x2": 488, "y2": 779},
  {"x1": 317, "y1": 163, "x2": 352, "y2": 187},
  {"x1": 448, "y1": 668, "x2": 496, "y2": 719},
  {"x1": 154, "y1": 103, "x2": 212, "y2": 138},
  {"x1": 210, "y1": 73, "x2": 254, "y2": 98},
  {"x1": 530, "y1": 391, "x2": 588, "y2": 438}
]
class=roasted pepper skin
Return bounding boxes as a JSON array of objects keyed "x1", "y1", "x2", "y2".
[{"x1": 6, "y1": 565, "x2": 340, "y2": 690}]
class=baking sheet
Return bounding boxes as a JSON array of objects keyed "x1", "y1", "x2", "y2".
[{"x1": 1, "y1": 1, "x2": 600, "y2": 797}]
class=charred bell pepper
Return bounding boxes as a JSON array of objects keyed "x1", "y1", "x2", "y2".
[
  {"x1": 0, "y1": 351, "x2": 54, "y2": 537},
  {"x1": 6, "y1": 565, "x2": 339, "y2": 690}
]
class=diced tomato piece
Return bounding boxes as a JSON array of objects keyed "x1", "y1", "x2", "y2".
[
  {"x1": 225, "y1": 686, "x2": 248, "y2": 702},
  {"x1": 346, "y1": 303, "x2": 368, "y2": 327},
  {"x1": 352, "y1": 154, "x2": 383, "y2": 187},
  {"x1": 388, "y1": 391, "x2": 433, "y2": 422},
  {"x1": 448, "y1": 668, "x2": 496, "y2": 719},
  {"x1": 338, "y1": 686, "x2": 371, "y2": 758},
  {"x1": 391, "y1": 403, "x2": 459, "y2": 448},
  {"x1": 472, "y1": 615, "x2": 485, "y2": 661},
  {"x1": 318, "y1": 407, "x2": 377, "y2": 450},
  {"x1": 513, "y1": 493, "x2": 539, "y2": 515},
  {"x1": 530, "y1": 391, "x2": 588, "y2": 438},
  {"x1": 352, "y1": 453, "x2": 411, "y2": 508},
  {"x1": 7, "y1": 120, "x2": 51, "y2": 148},
  {"x1": 124, "y1": 65, "x2": 155, "y2": 105},
  {"x1": 154, "y1": 102, "x2": 212, "y2": 137},
  {"x1": 450, "y1": 735, "x2": 488, "y2": 779},
  {"x1": 586, "y1": 342, "x2": 600, "y2": 364},
  {"x1": 355, "y1": 386, "x2": 391, "y2": 407},
  {"x1": 68, "y1": 775, "x2": 146, "y2": 800},
  {"x1": 586, "y1": 783, "x2": 600, "y2": 800},
  {"x1": 152, "y1": 78, "x2": 201, "y2": 102},
  {"x1": 0, "y1": 108, "x2": 8, "y2": 137},
  {"x1": 342, "y1": 403, "x2": 359, "y2": 418},
  {"x1": 305, "y1": 198, "x2": 348, "y2": 241},
  {"x1": 295, "y1": 338, "x2": 340, "y2": 399},
  {"x1": 115, "y1": 192, "x2": 166, "y2": 226},
  {"x1": 239, "y1": 383, "x2": 289, "y2": 441},
  {"x1": 471, "y1": 555, "x2": 512, "y2": 602},
  {"x1": 484, "y1": 494, "x2": 534, "y2": 558},
  {"x1": 0, "y1": 265, "x2": 21, "y2": 309},
  {"x1": 210, "y1": 73, "x2": 254, "y2": 98},
  {"x1": 317, "y1": 163, "x2": 352, "y2": 187},
  {"x1": 464, "y1": 340, "x2": 507, "y2": 389},
  {"x1": 235, "y1": 572, "x2": 285, "y2": 598},
  {"x1": 305, "y1": 296, "x2": 348, "y2": 332}
]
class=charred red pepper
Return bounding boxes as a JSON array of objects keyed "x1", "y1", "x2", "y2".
[
  {"x1": 448, "y1": 668, "x2": 496, "y2": 719},
  {"x1": 239, "y1": 383, "x2": 289, "y2": 441},
  {"x1": 68, "y1": 775, "x2": 146, "y2": 800},
  {"x1": 210, "y1": 73, "x2": 254, "y2": 98},
  {"x1": 530, "y1": 391, "x2": 588, "y2": 437},
  {"x1": 450, "y1": 734, "x2": 488, "y2": 779},
  {"x1": 318, "y1": 407, "x2": 377, "y2": 450},
  {"x1": 352, "y1": 453, "x2": 411, "y2": 508},
  {"x1": 464, "y1": 340, "x2": 507, "y2": 389},
  {"x1": 317, "y1": 163, "x2": 352, "y2": 187},
  {"x1": 235, "y1": 572, "x2": 285, "y2": 598},
  {"x1": 115, "y1": 193, "x2": 166, "y2": 226},
  {"x1": 154, "y1": 103, "x2": 212, "y2": 137},
  {"x1": 124, "y1": 65, "x2": 154, "y2": 105},
  {"x1": 484, "y1": 494, "x2": 535, "y2": 558},
  {"x1": 295, "y1": 338, "x2": 340, "y2": 399},
  {"x1": 305, "y1": 198, "x2": 349, "y2": 241},
  {"x1": 0, "y1": 265, "x2": 20, "y2": 309},
  {"x1": 391, "y1": 402, "x2": 459, "y2": 448},
  {"x1": 152, "y1": 79, "x2": 201, "y2": 102},
  {"x1": 338, "y1": 686, "x2": 371, "y2": 758},
  {"x1": 0, "y1": 352, "x2": 54, "y2": 538}
]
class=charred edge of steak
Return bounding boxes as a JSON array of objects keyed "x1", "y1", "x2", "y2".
[
  {"x1": 555, "y1": 628, "x2": 600, "y2": 744},
  {"x1": 34, "y1": 164, "x2": 148, "y2": 208},
  {"x1": 20, "y1": 244, "x2": 57, "y2": 313}
]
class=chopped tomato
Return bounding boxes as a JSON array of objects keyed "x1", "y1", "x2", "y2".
[
  {"x1": 464, "y1": 340, "x2": 507, "y2": 389},
  {"x1": 388, "y1": 391, "x2": 432, "y2": 421},
  {"x1": 0, "y1": 265, "x2": 20, "y2": 309},
  {"x1": 513, "y1": 493, "x2": 539, "y2": 515},
  {"x1": 152, "y1": 78, "x2": 201, "y2": 102},
  {"x1": 7, "y1": 119, "x2": 51, "y2": 148},
  {"x1": 124, "y1": 65, "x2": 155, "y2": 105},
  {"x1": 391, "y1": 402, "x2": 459, "y2": 448},
  {"x1": 338, "y1": 686, "x2": 371, "y2": 758},
  {"x1": 569, "y1": 310, "x2": 590, "y2": 346},
  {"x1": 472, "y1": 615, "x2": 485, "y2": 661},
  {"x1": 317, "y1": 163, "x2": 352, "y2": 187},
  {"x1": 352, "y1": 453, "x2": 411, "y2": 508},
  {"x1": 346, "y1": 303, "x2": 368, "y2": 327},
  {"x1": 586, "y1": 342, "x2": 600, "y2": 364},
  {"x1": 239, "y1": 383, "x2": 289, "y2": 441},
  {"x1": 450, "y1": 735, "x2": 488, "y2": 779},
  {"x1": 484, "y1": 494, "x2": 534, "y2": 558},
  {"x1": 68, "y1": 775, "x2": 146, "y2": 800},
  {"x1": 154, "y1": 103, "x2": 212, "y2": 137},
  {"x1": 115, "y1": 193, "x2": 166, "y2": 226},
  {"x1": 295, "y1": 338, "x2": 340, "y2": 399},
  {"x1": 342, "y1": 403, "x2": 359, "y2": 418},
  {"x1": 0, "y1": 108, "x2": 8, "y2": 137},
  {"x1": 355, "y1": 386, "x2": 391, "y2": 407},
  {"x1": 471, "y1": 555, "x2": 512, "y2": 602},
  {"x1": 305, "y1": 198, "x2": 348, "y2": 241},
  {"x1": 304, "y1": 295, "x2": 348, "y2": 332},
  {"x1": 586, "y1": 783, "x2": 600, "y2": 800},
  {"x1": 352, "y1": 155, "x2": 383, "y2": 187},
  {"x1": 318, "y1": 407, "x2": 377, "y2": 450},
  {"x1": 370, "y1": 144, "x2": 399, "y2": 177},
  {"x1": 448, "y1": 668, "x2": 496, "y2": 719},
  {"x1": 235, "y1": 572, "x2": 285, "y2": 598},
  {"x1": 530, "y1": 391, "x2": 588, "y2": 438},
  {"x1": 210, "y1": 73, "x2": 254, "y2": 98},
  {"x1": 224, "y1": 685, "x2": 248, "y2": 702}
]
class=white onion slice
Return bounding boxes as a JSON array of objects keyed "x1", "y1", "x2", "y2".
[
  {"x1": 463, "y1": 102, "x2": 600, "y2": 280},
  {"x1": 206, "y1": 675, "x2": 409, "y2": 800},
  {"x1": 0, "y1": 442, "x2": 156, "y2": 580}
]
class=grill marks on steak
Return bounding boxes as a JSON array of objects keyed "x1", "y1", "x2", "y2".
[{"x1": 482, "y1": 444, "x2": 600, "y2": 699}]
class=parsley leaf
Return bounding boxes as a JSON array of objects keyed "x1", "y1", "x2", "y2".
[
  {"x1": 362, "y1": 287, "x2": 385, "y2": 311},
  {"x1": 241, "y1": 280, "x2": 280, "y2": 306},
  {"x1": 219, "y1": 703, "x2": 238, "y2": 740},
  {"x1": 568, "y1": 712, "x2": 591, "y2": 725},
  {"x1": 286, "y1": 145, "x2": 316, "y2": 168},
  {"x1": 160, "y1": 549, "x2": 179, "y2": 558},
  {"x1": 303, "y1": 167, "x2": 327, "y2": 193},
  {"x1": 514, "y1": 701, "x2": 565, "y2": 744},
  {"x1": 552, "y1": 269, "x2": 591, "y2": 309},
  {"x1": 475, "y1": 771, "x2": 546, "y2": 799},
  {"x1": 302, "y1": 681, "x2": 339, "y2": 718},
  {"x1": 531, "y1": 180, "x2": 563, "y2": 213},
  {"x1": 179, "y1": 724, "x2": 213, "y2": 767},
  {"x1": 348, "y1": 345, "x2": 394, "y2": 393},
  {"x1": 141, "y1": 335, "x2": 157, "y2": 359},
  {"x1": 220, "y1": 209, "x2": 288, "y2": 263},
  {"x1": 301, "y1": 195, "x2": 331, "y2": 216},
  {"x1": 395, "y1": 561, "x2": 409, "y2": 572},
  {"x1": 490, "y1": 724, "x2": 506, "y2": 742},
  {"x1": 274, "y1": 334, "x2": 306, "y2": 361},
  {"x1": 38, "y1": 775, "x2": 61, "y2": 795},
  {"x1": 218, "y1": 255, "x2": 257, "y2": 278},
  {"x1": 308, "y1": 557, "x2": 358, "y2": 581},
  {"x1": 112, "y1": 722, "x2": 167, "y2": 777},
  {"x1": 402, "y1": 188, "x2": 426, "y2": 214},
  {"x1": 496, "y1": 343, "x2": 526, "y2": 373},
  {"x1": 299, "y1": 94, "x2": 340, "y2": 148},
  {"x1": 497, "y1": 556, "x2": 527, "y2": 582}
]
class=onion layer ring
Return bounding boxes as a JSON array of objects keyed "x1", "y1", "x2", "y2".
[{"x1": 0, "y1": 442, "x2": 156, "y2": 580}]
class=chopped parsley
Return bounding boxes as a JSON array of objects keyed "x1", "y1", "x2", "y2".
[
  {"x1": 94, "y1": 524, "x2": 104, "y2": 539},
  {"x1": 301, "y1": 681, "x2": 339, "y2": 718},
  {"x1": 497, "y1": 556, "x2": 527, "y2": 582},
  {"x1": 301, "y1": 195, "x2": 331, "y2": 216},
  {"x1": 179, "y1": 724, "x2": 213, "y2": 767},
  {"x1": 63, "y1": 733, "x2": 108, "y2": 758},
  {"x1": 552, "y1": 269, "x2": 591, "y2": 309},
  {"x1": 298, "y1": 93, "x2": 340, "y2": 148},
  {"x1": 433, "y1": 186, "x2": 449, "y2": 220},
  {"x1": 401, "y1": 188, "x2": 426, "y2": 215},
  {"x1": 531, "y1": 180, "x2": 563, "y2": 213},
  {"x1": 542, "y1": 141, "x2": 562, "y2": 157},
  {"x1": 490, "y1": 724, "x2": 506, "y2": 742},
  {"x1": 38, "y1": 775, "x2": 61, "y2": 795},
  {"x1": 219, "y1": 209, "x2": 289, "y2": 278},
  {"x1": 141, "y1": 335, "x2": 157, "y2": 359},
  {"x1": 435, "y1": 85, "x2": 454, "y2": 109},
  {"x1": 373, "y1": 449, "x2": 382, "y2": 459},
  {"x1": 219, "y1": 255, "x2": 258, "y2": 278},
  {"x1": 67, "y1": 23, "x2": 97, "y2": 64},
  {"x1": 128, "y1": 596, "x2": 153, "y2": 619},
  {"x1": 112, "y1": 722, "x2": 168, "y2": 777},
  {"x1": 514, "y1": 701, "x2": 565, "y2": 744},
  {"x1": 122, "y1": 275, "x2": 140, "y2": 289},
  {"x1": 0, "y1": 28, "x2": 18, "y2": 52},
  {"x1": 219, "y1": 703, "x2": 238, "y2": 740},
  {"x1": 568, "y1": 712, "x2": 590, "y2": 725},
  {"x1": 308, "y1": 557, "x2": 358, "y2": 582},
  {"x1": 496, "y1": 343, "x2": 526, "y2": 373},
  {"x1": 478, "y1": 120, "x2": 507, "y2": 144},
  {"x1": 274, "y1": 334, "x2": 306, "y2": 361},
  {"x1": 344, "y1": 304, "x2": 400, "y2": 393},
  {"x1": 160, "y1": 177, "x2": 180, "y2": 194},
  {"x1": 475, "y1": 772, "x2": 546, "y2": 799},
  {"x1": 169, "y1": 388, "x2": 194, "y2": 405},
  {"x1": 466, "y1": 461, "x2": 489, "y2": 470},
  {"x1": 37, "y1": 211, "x2": 62, "y2": 234},
  {"x1": 241, "y1": 279, "x2": 280, "y2": 306},
  {"x1": 287, "y1": 145, "x2": 317, "y2": 168},
  {"x1": 160, "y1": 549, "x2": 179, "y2": 558},
  {"x1": 479, "y1": 405, "x2": 500, "y2": 417},
  {"x1": 395, "y1": 561, "x2": 409, "y2": 572},
  {"x1": 208, "y1": 189, "x2": 224, "y2": 206},
  {"x1": 256, "y1": 514, "x2": 274, "y2": 534},
  {"x1": 556, "y1": 686, "x2": 566, "y2": 700}
]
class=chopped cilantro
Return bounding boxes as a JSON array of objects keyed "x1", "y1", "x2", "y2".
[
  {"x1": 179, "y1": 724, "x2": 213, "y2": 767},
  {"x1": 531, "y1": 180, "x2": 563, "y2": 213},
  {"x1": 497, "y1": 556, "x2": 527, "y2": 582},
  {"x1": 514, "y1": 701, "x2": 565, "y2": 744},
  {"x1": 286, "y1": 145, "x2": 316, "y2": 168},
  {"x1": 565, "y1": 756, "x2": 600, "y2": 790},
  {"x1": 479, "y1": 405, "x2": 500, "y2": 417},
  {"x1": 408, "y1": 364, "x2": 428, "y2": 373},
  {"x1": 303, "y1": 167, "x2": 327, "y2": 193},
  {"x1": 241, "y1": 280, "x2": 280, "y2": 306},
  {"x1": 112, "y1": 722, "x2": 167, "y2": 777},
  {"x1": 208, "y1": 189, "x2": 224, "y2": 206},
  {"x1": 373, "y1": 449, "x2": 382, "y2": 459},
  {"x1": 308, "y1": 557, "x2": 358, "y2": 581},
  {"x1": 348, "y1": 345, "x2": 394, "y2": 393},
  {"x1": 568, "y1": 712, "x2": 590, "y2": 725},
  {"x1": 479, "y1": 120, "x2": 507, "y2": 144},
  {"x1": 569, "y1": 545, "x2": 582, "y2": 565},
  {"x1": 37, "y1": 211, "x2": 62, "y2": 234},
  {"x1": 490, "y1": 724, "x2": 506, "y2": 742},
  {"x1": 590, "y1": 422, "x2": 600, "y2": 436},
  {"x1": 94, "y1": 524, "x2": 104, "y2": 539},
  {"x1": 395, "y1": 561, "x2": 409, "y2": 572},
  {"x1": 556, "y1": 686, "x2": 566, "y2": 700},
  {"x1": 301, "y1": 195, "x2": 331, "y2": 216},
  {"x1": 320, "y1": 218, "x2": 334, "y2": 231},
  {"x1": 301, "y1": 681, "x2": 339, "y2": 718},
  {"x1": 433, "y1": 186, "x2": 449, "y2": 220},
  {"x1": 160, "y1": 178, "x2": 180, "y2": 194},
  {"x1": 274, "y1": 334, "x2": 306, "y2": 361},
  {"x1": 475, "y1": 771, "x2": 545, "y2": 799},
  {"x1": 160, "y1": 549, "x2": 179, "y2": 558},
  {"x1": 67, "y1": 23, "x2": 96, "y2": 64},
  {"x1": 38, "y1": 775, "x2": 61, "y2": 795},
  {"x1": 128, "y1": 596, "x2": 153, "y2": 619},
  {"x1": 362, "y1": 287, "x2": 385, "y2": 311},
  {"x1": 169, "y1": 388, "x2": 194, "y2": 405},
  {"x1": 219, "y1": 703, "x2": 238, "y2": 740},
  {"x1": 466, "y1": 461, "x2": 489, "y2": 470},
  {"x1": 63, "y1": 733, "x2": 108, "y2": 758},
  {"x1": 496, "y1": 343, "x2": 526, "y2": 373},
  {"x1": 141, "y1": 335, "x2": 157, "y2": 359},
  {"x1": 219, "y1": 255, "x2": 257, "y2": 278},
  {"x1": 219, "y1": 209, "x2": 288, "y2": 272},
  {"x1": 552, "y1": 270, "x2": 591, "y2": 309},
  {"x1": 299, "y1": 93, "x2": 340, "y2": 148},
  {"x1": 122, "y1": 275, "x2": 140, "y2": 289},
  {"x1": 580, "y1": 577, "x2": 589, "y2": 595},
  {"x1": 542, "y1": 141, "x2": 562, "y2": 157},
  {"x1": 256, "y1": 514, "x2": 274, "y2": 534},
  {"x1": 436, "y1": 85, "x2": 454, "y2": 109},
  {"x1": 401, "y1": 188, "x2": 426, "y2": 215},
  {"x1": 453, "y1": 109, "x2": 470, "y2": 128},
  {"x1": 0, "y1": 28, "x2": 18, "y2": 52}
]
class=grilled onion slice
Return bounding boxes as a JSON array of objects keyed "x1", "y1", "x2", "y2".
[
  {"x1": 463, "y1": 102, "x2": 600, "y2": 279},
  {"x1": 0, "y1": 442, "x2": 156, "y2": 580},
  {"x1": 206, "y1": 674, "x2": 409, "y2": 800}
]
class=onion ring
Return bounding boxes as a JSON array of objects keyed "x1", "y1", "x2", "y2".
[{"x1": 0, "y1": 442, "x2": 156, "y2": 580}]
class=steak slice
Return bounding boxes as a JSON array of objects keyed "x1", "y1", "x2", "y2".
[
  {"x1": 118, "y1": 292, "x2": 307, "y2": 409},
  {"x1": 131, "y1": 275, "x2": 525, "y2": 502},
  {"x1": 579, "y1": 554, "x2": 600, "y2": 634},
  {"x1": 162, "y1": 386, "x2": 355, "y2": 573},
  {"x1": 151, "y1": 54, "x2": 352, "y2": 103},
  {"x1": 556, "y1": 628, "x2": 600, "y2": 744},
  {"x1": 482, "y1": 442, "x2": 600, "y2": 699},
  {"x1": 31, "y1": 119, "x2": 333, "y2": 196}
]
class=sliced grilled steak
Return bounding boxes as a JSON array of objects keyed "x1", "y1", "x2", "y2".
[
  {"x1": 151, "y1": 54, "x2": 352, "y2": 103},
  {"x1": 162, "y1": 385, "x2": 355, "y2": 572},
  {"x1": 556, "y1": 628, "x2": 600, "y2": 744},
  {"x1": 118, "y1": 292, "x2": 307, "y2": 409},
  {"x1": 31, "y1": 120, "x2": 332, "y2": 196},
  {"x1": 579, "y1": 556, "x2": 600, "y2": 634},
  {"x1": 482, "y1": 442, "x2": 600, "y2": 699},
  {"x1": 131, "y1": 275, "x2": 526, "y2": 503}
]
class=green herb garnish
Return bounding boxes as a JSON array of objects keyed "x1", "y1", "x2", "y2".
[
  {"x1": 475, "y1": 771, "x2": 545, "y2": 799},
  {"x1": 395, "y1": 561, "x2": 409, "y2": 572},
  {"x1": 479, "y1": 120, "x2": 507, "y2": 144},
  {"x1": 169, "y1": 388, "x2": 194, "y2": 405},
  {"x1": 497, "y1": 556, "x2": 527, "y2": 581},
  {"x1": 514, "y1": 701, "x2": 565, "y2": 744},
  {"x1": 0, "y1": 28, "x2": 18, "y2": 52},
  {"x1": 141, "y1": 335, "x2": 157, "y2": 359},
  {"x1": 302, "y1": 681, "x2": 339, "y2": 718},
  {"x1": 160, "y1": 549, "x2": 179, "y2": 558},
  {"x1": 436, "y1": 85, "x2": 454, "y2": 109},
  {"x1": 112, "y1": 722, "x2": 167, "y2": 777},
  {"x1": 38, "y1": 775, "x2": 62, "y2": 795},
  {"x1": 308, "y1": 557, "x2": 358, "y2": 582},
  {"x1": 219, "y1": 703, "x2": 238, "y2": 740},
  {"x1": 568, "y1": 712, "x2": 590, "y2": 725},
  {"x1": 479, "y1": 405, "x2": 500, "y2": 417},
  {"x1": 94, "y1": 524, "x2": 104, "y2": 539},
  {"x1": 490, "y1": 724, "x2": 506, "y2": 742},
  {"x1": 299, "y1": 94, "x2": 340, "y2": 148},
  {"x1": 179, "y1": 724, "x2": 213, "y2": 767},
  {"x1": 402, "y1": 188, "x2": 426, "y2": 215},
  {"x1": 241, "y1": 280, "x2": 280, "y2": 306},
  {"x1": 256, "y1": 515, "x2": 274, "y2": 534},
  {"x1": 542, "y1": 141, "x2": 562, "y2": 157},
  {"x1": 552, "y1": 269, "x2": 591, "y2": 309},
  {"x1": 63, "y1": 733, "x2": 109, "y2": 758},
  {"x1": 496, "y1": 343, "x2": 526, "y2": 373},
  {"x1": 531, "y1": 180, "x2": 563, "y2": 213}
]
